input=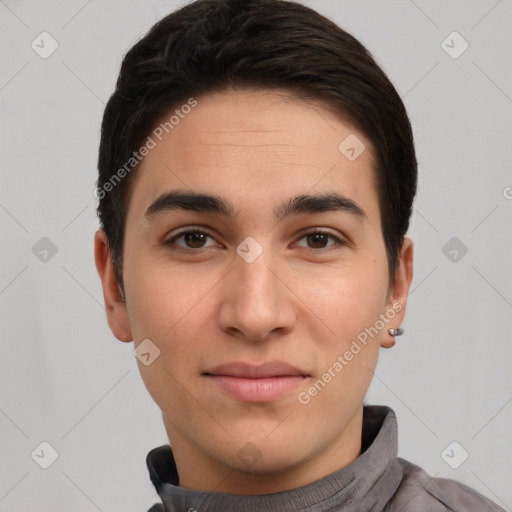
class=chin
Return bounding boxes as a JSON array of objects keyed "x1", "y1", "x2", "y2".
[
  {"x1": 230, "y1": 446, "x2": 307, "y2": 476},
  {"x1": 220, "y1": 432, "x2": 308, "y2": 472}
]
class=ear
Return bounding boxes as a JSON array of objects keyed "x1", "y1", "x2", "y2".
[
  {"x1": 94, "y1": 229, "x2": 133, "y2": 342},
  {"x1": 381, "y1": 236, "x2": 414, "y2": 349}
]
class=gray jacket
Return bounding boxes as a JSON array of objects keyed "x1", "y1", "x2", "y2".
[{"x1": 145, "y1": 405, "x2": 505, "y2": 511}]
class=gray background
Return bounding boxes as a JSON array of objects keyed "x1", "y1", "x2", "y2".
[{"x1": 1, "y1": 0, "x2": 511, "y2": 510}]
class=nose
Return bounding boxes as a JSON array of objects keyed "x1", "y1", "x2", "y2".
[{"x1": 217, "y1": 244, "x2": 297, "y2": 342}]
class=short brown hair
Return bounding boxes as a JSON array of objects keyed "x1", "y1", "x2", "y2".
[{"x1": 97, "y1": 0, "x2": 417, "y2": 289}]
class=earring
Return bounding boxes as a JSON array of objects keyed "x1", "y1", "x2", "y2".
[{"x1": 388, "y1": 327, "x2": 404, "y2": 337}]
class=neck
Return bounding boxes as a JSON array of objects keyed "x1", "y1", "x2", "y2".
[{"x1": 163, "y1": 407, "x2": 363, "y2": 495}]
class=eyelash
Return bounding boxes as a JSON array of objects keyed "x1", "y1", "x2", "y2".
[{"x1": 165, "y1": 227, "x2": 347, "y2": 253}]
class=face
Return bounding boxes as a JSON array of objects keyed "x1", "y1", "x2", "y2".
[{"x1": 95, "y1": 88, "x2": 413, "y2": 493}]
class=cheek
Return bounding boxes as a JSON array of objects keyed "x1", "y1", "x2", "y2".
[
  {"x1": 124, "y1": 249, "x2": 214, "y2": 341},
  {"x1": 125, "y1": 266, "x2": 212, "y2": 413},
  {"x1": 125, "y1": 258, "x2": 215, "y2": 383},
  {"x1": 303, "y1": 273, "x2": 386, "y2": 341},
  {"x1": 300, "y1": 276, "x2": 383, "y2": 414}
]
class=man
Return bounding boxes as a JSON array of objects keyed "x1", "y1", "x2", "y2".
[{"x1": 94, "y1": 0, "x2": 505, "y2": 510}]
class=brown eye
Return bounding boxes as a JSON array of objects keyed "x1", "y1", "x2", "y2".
[
  {"x1": 296, "y1": 230, "x2": 343, "y2": 250},
  {"x1": 306, "y1": 233, "x2": 330, "y2": 249},
  {"x1": 183, "y1": 232, "x2": 208, "y2": 248},
  {"x1": 166, "y1": 229, "x2": 218, "y2": 250}
]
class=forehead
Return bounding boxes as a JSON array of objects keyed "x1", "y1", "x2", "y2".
[{"x1": 126, "y1": 88, "x2": 380, "y2": 226}]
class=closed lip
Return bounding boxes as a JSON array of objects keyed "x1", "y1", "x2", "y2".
[
  {"x1": 204, "y1": 361, "x2": 309, "y2": 402},
  {"x1": 203, "y1": 360, "x2": 308, "y2": 378}
]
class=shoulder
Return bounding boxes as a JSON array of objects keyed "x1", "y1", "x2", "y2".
[
  {"x1": 388, "y1": 457, "x2": 506, "y2": 511},
  {"x1": 146, "y1": 503, "x2": 165, "y2": 512}
]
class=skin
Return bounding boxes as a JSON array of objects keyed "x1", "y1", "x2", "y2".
[{"x1": 95, "y1": 88, "x2": 413, "y2": 495}]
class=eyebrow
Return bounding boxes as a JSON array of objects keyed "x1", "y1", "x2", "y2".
[{"x1": 144, "y1": 190, "x2": 367, "y2": 223}]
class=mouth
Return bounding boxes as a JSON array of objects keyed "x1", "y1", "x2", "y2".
[{"x1": 203, "y1": 361, "x2": 309, "y2": 402}]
